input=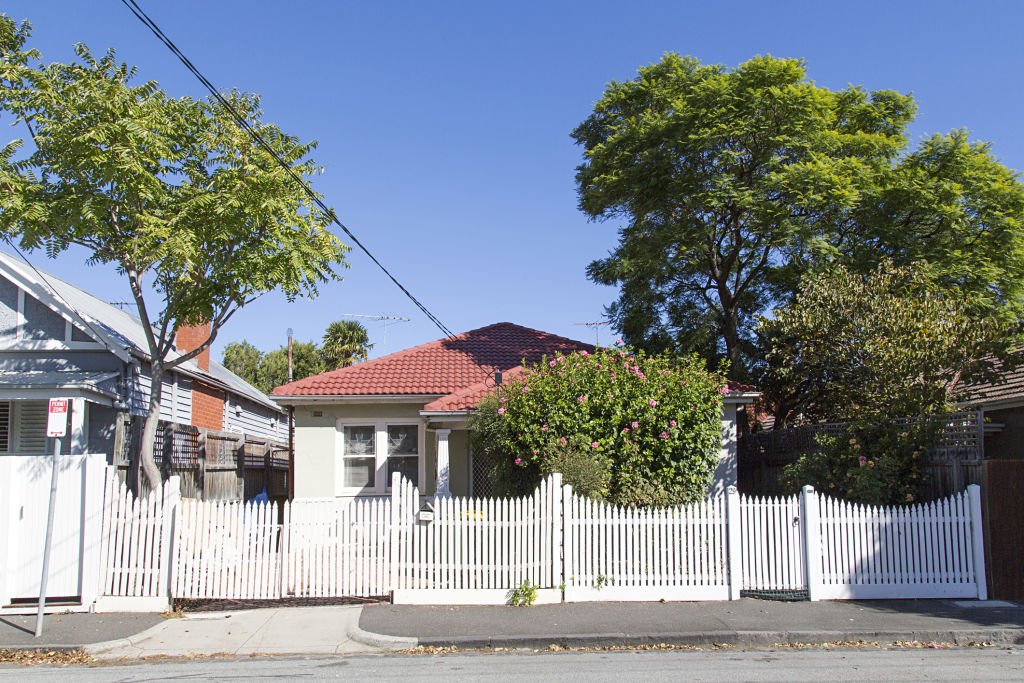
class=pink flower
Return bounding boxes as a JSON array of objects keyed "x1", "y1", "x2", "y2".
[
  {"x1": 541, "y1": 424, "x2": 549, "y2": 431},
  {"x1": 682, "y1": 381, "x2": 688, "y2": 386},
  {"x1": 649, "y1": 399, "x2": 658, "y2": 406},
  {"x1": 660, "y1": 432, "x2": 669, "y2": 439},
  {"x1": 596, "y1": 364, "x2": 602, "y2": 369},
  {"x1": 631, "y1": 421, "x2": 639, "y2": 429},
  {"x1": 623, "y1": 427, "x2": 630, "y2": 434},
  {"x1": 498, "y1": 407, "x2": 506, "y2": 415},
  {"x1": 522, "y1": 386, "x2": 529, "y2": 393},
  {"x1": 578, "y1": 396, "x2": 587, "y2": 403},
  {"x1": 619, "y1": 351, "x2": 626, "y2": 358},
  {"x1": 858, "y1": 455, "x2": 867, "y2": 464},
  {"x1": 531, "y1": 450, "x2": 538, "y2": 455},
  {"x1": 591, "y1": 442, "x2": 599, "y2": 449},
  {"x1": 557, "y1": 356, "x2": 565, "y2": 363},
  {"x1": 719, "y1": 386, "x2": 729, "y2": 394},
  {"x1": 616, "y1": 338, "x2": 623, "y2": 345},
  {"x1": 549, "y1": 360, "x2": 556, "y2": 367},
  {"x1": 580, "y1": 350, "x2": 589, "y2": 357},
  {"x1": 663, "y1": 370, "x2": 671, "y2": 376},
  {"x1": 500, "y1": 397, "x2": 507, "y2": 403},
  {"x1": 515, "y1": 458, "x2": 522, "y2": 465},
  {"x1": 670, "y1": 420, "x2": 677, "y2": 427},
  {"x1": 559, "y1": 437, "x2": 567, "y2": 444}
]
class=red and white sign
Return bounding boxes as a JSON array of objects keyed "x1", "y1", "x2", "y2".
[{"x1": 46, "y1": 398, "x2": 68, "y2": 438}]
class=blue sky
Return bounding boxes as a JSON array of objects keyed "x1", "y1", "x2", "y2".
[{"x1": 3, "y1": 1, "x2": 1022, "y2": 361}]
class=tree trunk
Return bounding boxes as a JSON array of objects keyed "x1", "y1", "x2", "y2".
[
  {"x1": 722, "y1": 305, "x2": 743, "y2": 372},
  {"x1": 139, "y1": 364, "x2": 164, "y2": 491}
]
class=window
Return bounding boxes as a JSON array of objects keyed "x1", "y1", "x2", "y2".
[
  {"x1": 337, "y1": 421, "x2": 421, "y2": 494},
  {"x1": 386, "y1": 424, "x2": 419, "y2": 489},
  {"x1": 342, "y1": 425, "x2": 376, "y2": 488}
]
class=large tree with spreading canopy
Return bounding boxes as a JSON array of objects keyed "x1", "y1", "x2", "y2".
[
  {"x1": 0, "y1": 17, "x2": 348, "y2": 489},
  {"x1": 573, "y1": 54, "x2": 1024, "y2": 379}
]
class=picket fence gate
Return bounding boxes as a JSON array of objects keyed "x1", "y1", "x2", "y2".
[{"x1": 96, "y1": 469, "x2": 989, "y2": 606}]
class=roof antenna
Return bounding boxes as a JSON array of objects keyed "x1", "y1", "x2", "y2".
[
  {"x1": 340, "y1": 313, "x2": 410, "y2": 356},
  {"x1": 574, "y1": 321, "x2": 610, "y2": 347}
]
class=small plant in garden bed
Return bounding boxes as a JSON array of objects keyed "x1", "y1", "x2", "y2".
[
  {"x1": 471, "y1": 343, "x2": 727, "y2": 506},
  {"x1": 508, "y1": 580, "x2": 539, "y2": 606}
]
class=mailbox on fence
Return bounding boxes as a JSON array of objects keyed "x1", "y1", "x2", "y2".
[{"x1": 418, "y1": 501, "x2": 435, "y2": 523}]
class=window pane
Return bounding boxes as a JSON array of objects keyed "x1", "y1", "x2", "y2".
[
  {"x1": 387, "y1": 456, "x2": 418, "y2": 487},
  {"x1": 344, "y1": 425, "x2": 375, "y2": 455},
  {"x1": 344, "y1": 457, "x2": 375, "y2": 488},
  {"x1": 387, "y1": 425, "x2": 418, "y2": 455}
]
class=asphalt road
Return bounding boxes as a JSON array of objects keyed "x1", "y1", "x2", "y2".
[{"x1": 3, "y1": 647, "x2": 1023, "y2": 681}]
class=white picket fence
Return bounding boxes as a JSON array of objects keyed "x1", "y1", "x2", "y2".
[
  {"x1": 95, "y1": 468, "x2": 988, "y2": 606},
  {"x1": 813, "y1": 491, "x2": 984, "y2": 599},
  {"x1": 98, "y1": 472, "x2": 180, "y2": 600},
  {"x1": 391, "y1": 473, "x2": 563, "y2": 604},
  {"x1": 564, "y1": 494, "x2": 731, "y2": 601}
]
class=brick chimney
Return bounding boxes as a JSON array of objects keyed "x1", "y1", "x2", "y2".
[{"x1": 176, "y1": 322, "x2": 212, "y2": 371}]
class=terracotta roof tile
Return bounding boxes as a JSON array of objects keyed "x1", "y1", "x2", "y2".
[{"x1": 271, "y1": 322, "x2": 592, "y2": 397}]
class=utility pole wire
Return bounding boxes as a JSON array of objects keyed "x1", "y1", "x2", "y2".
[{"x1": 118, "y1": 0, "x2": 455, "y2": 341}]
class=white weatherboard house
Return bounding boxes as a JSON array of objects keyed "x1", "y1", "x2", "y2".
[
  {"x1": 0, "y1": 250, "x2": 285, "y2": 611},
  {"x1": 271, "y1": 322, "x2": 759, "y2": 499}
]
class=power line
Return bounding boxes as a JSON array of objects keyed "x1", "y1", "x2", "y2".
[{"x1": 118, "y1": 0, "x2": 455, "y2": 340}]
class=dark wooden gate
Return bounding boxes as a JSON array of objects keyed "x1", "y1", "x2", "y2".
[{"x1": 982, "y1": 460, "x2": 1024, "y2": 600}]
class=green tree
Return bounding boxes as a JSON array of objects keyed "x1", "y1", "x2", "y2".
[
  {"x1": 0, "y1": 19, "x2": 348, "y2": 489},
  {"x1": 573, "y1": 54, "x2": 1024, "y2": 377},
  {"x1": 259, "y1": 341, "x2": 324, "y2": 392},
  {"x1": 470, "y1": 346, "x2": 726, "y2": 506},
  {"x1": 320, "y1": 320, "x2": 372, "y2": 369},
  {"x1": 759, "y1": 261, "x2": 1012, "y2": 426},
  {"x1": 222, "y1": 340, "x2": 263, "y2": 390}
]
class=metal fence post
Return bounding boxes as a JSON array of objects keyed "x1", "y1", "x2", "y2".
[
  {"x1": 801, "y1": 485, "x2": 822, "y2": 601},
  {"x1": 726, "y1": 486, "x2": 742, "y2": 600},
  {"x1": 967, "y1": 484, "x2": 988, "y2": 601}
]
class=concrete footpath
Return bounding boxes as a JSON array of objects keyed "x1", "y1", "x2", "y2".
[{"x1": 3, "y1": 599, "x2": 1023, "y2": 659}]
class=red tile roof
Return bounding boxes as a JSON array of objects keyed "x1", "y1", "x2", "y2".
[
  {"x1": 271, "y1": 322, "x2": 592, "y2": 398},
  {"x1": 422, "y1": 366, "x2": 527, "y2": 412}
]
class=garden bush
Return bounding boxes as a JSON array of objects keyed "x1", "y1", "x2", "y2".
[
  {"x1": 470, "y1": 345, "x2": 727, "y2": 506},
  {"x1": 781, "y1": 419, "x2": 939, "y2": 505}
]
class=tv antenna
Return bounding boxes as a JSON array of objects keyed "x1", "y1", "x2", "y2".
[
  {"x1": 341, "y1": 314, "x2": 410, "y2": 356},
  {"x1": 575, "y1": 321, "x2": 610, "y2": 346}
]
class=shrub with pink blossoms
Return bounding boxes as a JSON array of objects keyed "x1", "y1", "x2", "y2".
[{"x1": 470, "y1": 343, "x2": 727, "y2": 505}]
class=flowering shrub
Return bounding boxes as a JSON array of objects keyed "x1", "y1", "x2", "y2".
[
  {"x1": 470, "y1": 345, "x2": 727, "y2": 506},
  {"x1": 781, "y1": 420, "x2": 939, "y2": 505}
]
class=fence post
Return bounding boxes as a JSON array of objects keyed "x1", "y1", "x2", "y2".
[
  {"x1": 561, "y1": 481, "x2": 573, "y2": 598},
  {"x1": 801, "y1": 485, "x2": 822, "y2": 601},
  {"x1": 159, "y1": 475, "x2": 181, "y2": 601},
  {"x1": 726, "y1": 486, "x2": 742, "y2": 600},
  {"x1": 967, "y1": 484, "x2": 988, "y2": 601}
]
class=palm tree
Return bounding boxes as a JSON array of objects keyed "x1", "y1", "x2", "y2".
[{"x1": 321, "y1": 320, "x2": 373, "y2": 369}]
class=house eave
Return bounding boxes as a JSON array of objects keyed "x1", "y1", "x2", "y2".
[
  {"x1": 419, "y1": 409, "x2": 473, "y2": 422},
  {"x1": 723, "y1": 392, "x2": 761, "y2": 404},
  {"x1": 272, "y1": 393, "x2": 446, "y2": 407}
]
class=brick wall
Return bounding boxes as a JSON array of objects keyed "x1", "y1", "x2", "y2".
[
  {"x1": 192, "y1": 381, "x2": 224, "y2": 431},
  {"x1": 176, "y1": 322, "x2": 211, "y2": 371}
]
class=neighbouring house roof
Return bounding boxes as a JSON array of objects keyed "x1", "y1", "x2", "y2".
[
  {"x1": 273, "y1": 322, "x2": 761, "y2": 413},
  {"x1": 0, "y1": 250, "x2": 282, "y2": 413},
  {"x1": 958, "y1": 354, "x2": 1024, "y2": 409},
  {"x1": 272, "y1": 322, "x2": 593, "y2": 400}
]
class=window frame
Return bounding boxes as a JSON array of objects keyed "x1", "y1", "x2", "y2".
[{"x1": 334, "y1": 418, "x2": 424, "y2": 496}]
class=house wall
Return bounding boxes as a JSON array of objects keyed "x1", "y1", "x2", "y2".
[
  {"x1": 292, "y1": 402, "x2": 429, "y2": 498},
  {"x1": 983, "y1": 406, "x2": 1024, "y2": 460},
  {"x1": 224, "y1": 394, "x2": 286, "y2": 440}
]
